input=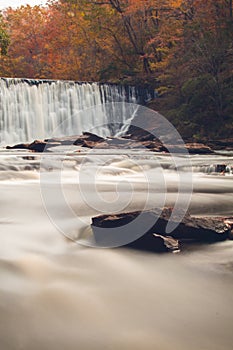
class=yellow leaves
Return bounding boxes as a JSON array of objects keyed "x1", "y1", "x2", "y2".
[{"x1": 170, "y1": 0, "x2": 183, "y2": 8}]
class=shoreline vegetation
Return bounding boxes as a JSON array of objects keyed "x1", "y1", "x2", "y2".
[{"x1": 0, "y1": 0, "x2": 232, "y2": 140}]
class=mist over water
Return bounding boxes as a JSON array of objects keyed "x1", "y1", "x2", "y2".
[{"x1": 0, "y1": 149, "x2": 233, "y2": 349}]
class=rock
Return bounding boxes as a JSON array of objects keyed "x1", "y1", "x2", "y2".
[
  {"x1": 6, "y1": 133, "x2": 216, "y2": 155},
  {"x1": 207, "y1": 138, "x2": 233, "y2": 151},
  {"x1": 212, "y1": 164, "x2": 227, "y2": 173},
  {"x1": 141, "y1": 140, "x2": 168, "y2": 152},
  {"x1": 106, "y1": 138, "x2": 133, "y2": 146},
  {"x1": 29, "y1": 140, "x2": 61, "y2": 152},
  {"x1": 28, "y1": 140, "x2": 47, "y2": 152},
  {"x1": 92, "y1": 141, "x2": 109, "y2": 149},
  {"x1": 124, "y1": 129, "x2": 214, "y2": 154},
  {"x1": 185, "y1": 143, "x2": 213, "y2": 154},
  {"x1": 6, "y1": 139, "x2": 60, "y2": 152},
  {"x1": 224, "y1": 219, "x2": 233, "y2": 240},
  {"x1": 6, "y1": 143, "x2": 30, "y2": 150},
  {"x1": 82, "y1": 132, "x2": 105, "y2": 142},
  {"x1": 81, "y1": 140, "x2": 101, "y2": 149},
  {"x1": 22, "y1": 156, "x2": 36, "y2": 160},
  {"x1": 6, "y1": 139, "x2": 70, "y2": 153},
  {"x1": 91, "y1": 207, "x2": 230, "y2": 247},
  {"x1": 6, "y1": 140, "x2": 48, "y2": 152},
  {"x1": 74, "y1": 132, "x2": 105, "y2": 147},
  {"x1": 44, "y1": 135, "x2": 77, "y2": 145},
  {"x1": 127, "y1": 233, "x2": 180, "y2": 253},
  {"x1": 91, "y1": 209, "x2": 180, "y2": 252},
  {"x1": 124, "y1": 126, "x2": 157, "y2": 142},
  {"x1": 159, "y1": 208, "x2": 230, "y2": 241}
]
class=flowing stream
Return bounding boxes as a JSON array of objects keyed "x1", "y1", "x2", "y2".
[
  {"x1": 0, "y1": 147, "x2": 233, "y2": 350},
  {"x1": 0, "y1": 78, "x2": 233, "y2": 349}
]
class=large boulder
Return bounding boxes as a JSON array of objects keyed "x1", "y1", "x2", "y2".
[
  {"x1": 124, "y1": 126, "x2": 157, "y2": 142},
  {"x1": 74, "y1": 132, "x2": 105, "y2": 147},
  {"x1": 91, "y1": 208, "x2": 230, "y2": 250}
]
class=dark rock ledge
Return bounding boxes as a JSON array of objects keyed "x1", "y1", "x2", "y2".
[
  {"x1": 91, "y1": 207, "x2": 232, "y2": 253},
  {"x1": 6, "y1": 131, "x2": 214, "y2": 154}
]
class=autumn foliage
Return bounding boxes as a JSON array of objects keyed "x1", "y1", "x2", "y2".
[{"x1": 0, "y1": 0, "x2": 232, "y2": 138}]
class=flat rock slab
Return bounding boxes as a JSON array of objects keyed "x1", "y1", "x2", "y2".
[
  {"x1": 91, "y1": 208, "x2": 231, "y2": 252},
  {"x1": 6, "y1": 140, "x2": 59, "y2": 152},
  {"x1": 185, "y1": 143, "x2": 213, "y2": 154}
]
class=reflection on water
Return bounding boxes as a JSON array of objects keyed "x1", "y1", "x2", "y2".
[{"x1": 0, "y1": 150, "x2": 233, "y2": 350}]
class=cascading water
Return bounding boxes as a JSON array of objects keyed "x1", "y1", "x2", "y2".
[{"x1": 0, "y1": 78, "x2": 150, "y2": 145}]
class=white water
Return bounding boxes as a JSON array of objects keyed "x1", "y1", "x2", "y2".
[
  {"x1": 0, "y1": 78, "x2": 139, "y2": 145},
  {"x1": 0, "y1": 149, "x2": 233, "y2": 350}
]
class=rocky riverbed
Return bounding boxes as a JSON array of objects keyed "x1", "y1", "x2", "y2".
[{"x1": 6, "y1": 130, "x2": 216, "y2": 154}]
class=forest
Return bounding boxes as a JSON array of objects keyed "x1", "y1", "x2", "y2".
[{"x1": 0, "y1": 0, "x2": 232, "y2": 140}]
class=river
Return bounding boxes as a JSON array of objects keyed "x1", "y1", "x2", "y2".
[{"x1": 0, "y1": 147, "x2": 233, "y2": 350}]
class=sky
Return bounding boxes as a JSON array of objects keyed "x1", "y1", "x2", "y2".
[{"x1": 0, "y1": 0, "x2": 48, "y2": 10}]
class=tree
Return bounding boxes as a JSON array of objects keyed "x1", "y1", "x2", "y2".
[
  {"x1": 158, "y1": 0, "x2": 233, "y2": 139},
  {"x1": 61, "y1": 0, "x2": 184, "y2": 80},
  {"x1": 0, "y1": 12, "x2": 10, "y2": 56},
  {"x1": 4, "y1": 5, "x2": 51, "y2": 78}
]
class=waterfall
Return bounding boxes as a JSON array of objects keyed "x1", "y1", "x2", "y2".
[{"x1": 0, "y1": 78, "x2": 152, "y2": 145}]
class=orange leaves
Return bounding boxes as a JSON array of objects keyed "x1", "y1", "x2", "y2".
[
  {"x1": 170, "y1": 0, "x2": 183, "y2": 8},
  {"x1": 0, "y1": 1, "x2": 185, "y2": 79},
  {"x1": 1, "y1": 3, "x2": 95, "y2": 80},
  {"x1": 1, "y1": 0, "x2": 231, "y2": 83}
]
